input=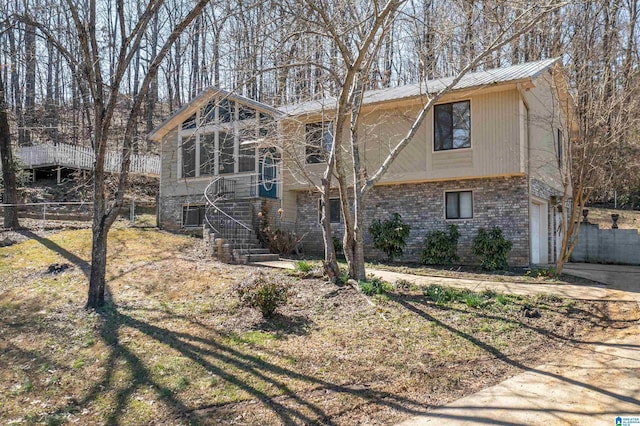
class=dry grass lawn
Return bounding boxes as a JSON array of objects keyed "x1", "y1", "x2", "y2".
[{"x1": 1, "y1": 226, "x2": 637, "y2": 425}]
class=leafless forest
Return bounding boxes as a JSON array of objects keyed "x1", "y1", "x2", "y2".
[{"x1": 1, "y1": 1, "x2": 638, "y2": 209}]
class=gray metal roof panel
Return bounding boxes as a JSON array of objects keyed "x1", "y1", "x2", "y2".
[{"x1": 278, "y1": 57, "x2": 559, "y2": 115}]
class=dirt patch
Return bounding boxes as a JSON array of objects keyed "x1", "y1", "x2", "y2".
[{"x1": 1, "y1": 228, "x2": 638, "y2": 425}]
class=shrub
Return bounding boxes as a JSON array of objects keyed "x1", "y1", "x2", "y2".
[
  {"x1": 256, "y1": 203, "x2": 304, "y2": 256},
  {"x1": 421, "y1": 224, "x2": 460, "y2": 265},
  {"x1": 234, "y1": 271, "x2": 291, "y2": 318},
  {"x1": 358, "y1": 276, "x2": 393, "y2": 296},
  {"x1": 332, "y1": 235, "x2": 343, "y2": 256},
  {"x1": 368, "y1": 213, "x2": 411, "y2": 261},
  {"x1": 472, "y1": 227, "x2": 513, "y2": 271},
  {"x1": 294, "y1": 260, "x2": 313, "y2": 273}
]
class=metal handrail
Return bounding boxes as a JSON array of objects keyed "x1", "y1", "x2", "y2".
[
  {"x1": 203, "y1": 177, "x2": 253, "y2": 233},
  {"x1": 203, "y1": 176, "x2": 258, "y2": 262}
]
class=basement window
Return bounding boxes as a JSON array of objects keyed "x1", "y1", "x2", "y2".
[{"x1": 182, "y1": 205, "x2": 205, "y2": 227}]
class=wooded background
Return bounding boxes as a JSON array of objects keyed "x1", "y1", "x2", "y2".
[{"x1": 1, "y1": 0, "x2": 639, "y2": 206}]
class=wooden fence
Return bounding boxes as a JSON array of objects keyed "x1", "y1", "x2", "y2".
[{"x1": 4, "y1": 143, "x2": 160, "y2": 175}]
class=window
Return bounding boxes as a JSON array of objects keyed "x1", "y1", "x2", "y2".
[
  {"x1": 200, "y1": 133, "x2": 215, "y2": 176},
  {"x1": 434, "y1": 101, "x2": 471, "y2": 151},
  {"x1": 180, "y1": 98, "x2": 267, "y2": 178},
  {"x1": 182, "y1": 113, "x2": 196, "y2": 129},
  {"x1": 218, "y1": 131, "x2": 235, "y2": 174},
  {"x1": 557, "y1": 129, "x2": 563, "y2": 168},
  {"x1": 306, "y1": 122, "x2": 333, "y2": 164},
  {"x1": 238, "y1": 105, "x2": 256, "y2": 120},
  {"x1": 182, "y1": 205, "x2": 205, "y2": 227},
  {"x1": 445, "y1": 191, "x2": 473, "y2": 219},
  {"x1": 181, "y1": 136, "x2": 196, "y2": 178},
  {"x1": 219, "y1": 99, "x2": 233, "y2": 122},
  {"x1": 238, "y1": 128, "x2": 256, "y2": 173},
  {"x1": 318, "y1": 198, "x2": 341, "y2": 223},
  {"x1": 202, "y1": 101, "x2": 216, "y2": 124}
]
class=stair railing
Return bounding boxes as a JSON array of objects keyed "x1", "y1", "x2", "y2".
[{"x1": 204, "y1": 176, "x2": 255, "y2": 261}]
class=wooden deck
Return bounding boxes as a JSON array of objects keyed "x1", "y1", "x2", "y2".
[{"x1": 6, "y1": 143, "x2": 160, "y2": 176}]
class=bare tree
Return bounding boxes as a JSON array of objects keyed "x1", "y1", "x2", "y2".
[
  {"x1": 288, "y1": 0, "x2": 565, "y2": 281},
  {"x1": 0, "y1": 54, "x2": 20, "y2": 229}
]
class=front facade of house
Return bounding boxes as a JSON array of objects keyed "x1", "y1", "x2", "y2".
[{"x1": 150, "y1": 58, "x2": 569, "y2": 266}]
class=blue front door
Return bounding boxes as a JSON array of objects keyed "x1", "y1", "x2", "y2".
[{"x1": 259, "y1": 148, "x2": 277, "y2": 199}]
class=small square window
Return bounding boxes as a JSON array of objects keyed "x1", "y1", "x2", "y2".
[
  {"x1": 183, "y1": 205, "x2": 205, "y2": 227},
  {"x1": 445, "y1": 191, "x2": 473, "y2": 219},
  {"x1": 318, "y1": 198, "x2": 341, "y2": 223}
]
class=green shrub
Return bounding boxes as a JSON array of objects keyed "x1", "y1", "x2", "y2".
[
  {"x1": 421, "y1": 224, "x2": 460, "y2": 265},
  {"x1": 424, "y1": 285, "x2": 493, "y2": 308},
  {"x1": 358, "y1": 276, "x2": 393, "y2": 296},
  {"x1": 368, "y1": 213, "x2": 411, "y2": 261},
  {"x1": 472, "y1": 227, "x2": 513, "y2": 271},
  {"x1": 424, "y1": 285, "x2": 460, "y2": 304},
  {"x1": 332, "y1": 235, "x2": 343, "y2": 256},
  {"x1": 294, "y1": 260, "x2": 313, "y2": 273},
  {"x1": 234, "y1": 271, "x2": 291, "y2": 318}
]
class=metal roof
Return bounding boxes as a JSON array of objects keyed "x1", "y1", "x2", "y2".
[{"x1": 279, "y1": 57, "x2": 560, "y2": 115}]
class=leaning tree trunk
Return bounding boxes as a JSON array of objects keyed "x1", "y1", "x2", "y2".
[{"x1": 0, "y1": 72, "x2": 20, "y2": 229}]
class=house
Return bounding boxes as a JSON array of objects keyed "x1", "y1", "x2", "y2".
[{"x1": 148, "y1": 58, "x2": 569, "y2": 266}]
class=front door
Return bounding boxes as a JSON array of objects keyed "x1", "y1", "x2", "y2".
[{"x1": 259, "y1": 148, "x2": 277, "y2": 199}]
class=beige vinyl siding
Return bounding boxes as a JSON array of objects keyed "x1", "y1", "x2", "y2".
[
  {"x1": 466, "y1": 90, "x2": 521, "y2": 177},
  {"x1": 283, "y1": 87, "x2": 524, "y2": 190},
  {"x1": 524, "y1": 73, "x2": 565, "y2": 193},
  {"x1": 281, "y1": 190, "x2": 298, "y2": 223}
]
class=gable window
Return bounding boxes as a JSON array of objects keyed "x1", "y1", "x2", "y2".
[
  {"x1": 445, "y1": 191, "x2": 473, "y2": 219},
  {"x1": 318, "y1": 198, "x2": 341, "y2": 223},
  {"x1": 434, "y1": 101, "x2": 471, "y2": 151},
  {"x1": 182, "y1": 205, "x2": 205, "y2": 227},
  {"x1": 179, "y1": 99, "x2": 272, "y2": 179},
  {"x1": 306, "y1": 122, "x2": 333, "y2": 164}
]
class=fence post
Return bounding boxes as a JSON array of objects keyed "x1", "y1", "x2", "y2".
[
  {"x1": 43, "y1": 203, "x2": 47, "y2": 223},
  {"x1": 130, "y1": 198, "x2": 135, "y2": 225}
]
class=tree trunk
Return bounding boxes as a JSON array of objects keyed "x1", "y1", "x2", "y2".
[
  {"x1": 0, "y1": 71, "x2": 20, "y2": 229},
  {"x1": 86, "y1": 223, "x2": 107, "y2": 308},
  {"x1": 23, "y1": 21, "x2": 36, "y2": 146}
]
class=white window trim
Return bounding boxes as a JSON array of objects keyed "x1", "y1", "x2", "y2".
[{"x1": 177, "y1": 99, "x2": 268, "y2": 181}]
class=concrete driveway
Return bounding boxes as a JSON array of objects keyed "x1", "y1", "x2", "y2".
[{"x1": 397, "y1": 263, "x2": 640, "y2": 426}]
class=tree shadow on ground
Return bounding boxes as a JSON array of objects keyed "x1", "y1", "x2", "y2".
[
  {"x1": 389, "y1": 292, "x2": 640, "y2": 408},
  {"x1": 41, "y1": 295, "x2": 432, "y2": 425},
  {"x1": 17, "y1": 229, "x2": 90, "y2": 277}
]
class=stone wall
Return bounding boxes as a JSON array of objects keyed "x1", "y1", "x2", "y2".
[{"x1": 295, "y1": 176, "x2": 530, "y2": 266}]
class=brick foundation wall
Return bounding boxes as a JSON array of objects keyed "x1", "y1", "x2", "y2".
[
  {"x1": 295, "y1": 176, "x2": 531, "y2": 266},
  {"x1": 158, "y1": 194, "x2": 206, "y2": 233}
]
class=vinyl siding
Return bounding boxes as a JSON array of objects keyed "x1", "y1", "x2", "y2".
[{"x1": 283, "y1": 86, "x2": 525, "y2": 190}]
